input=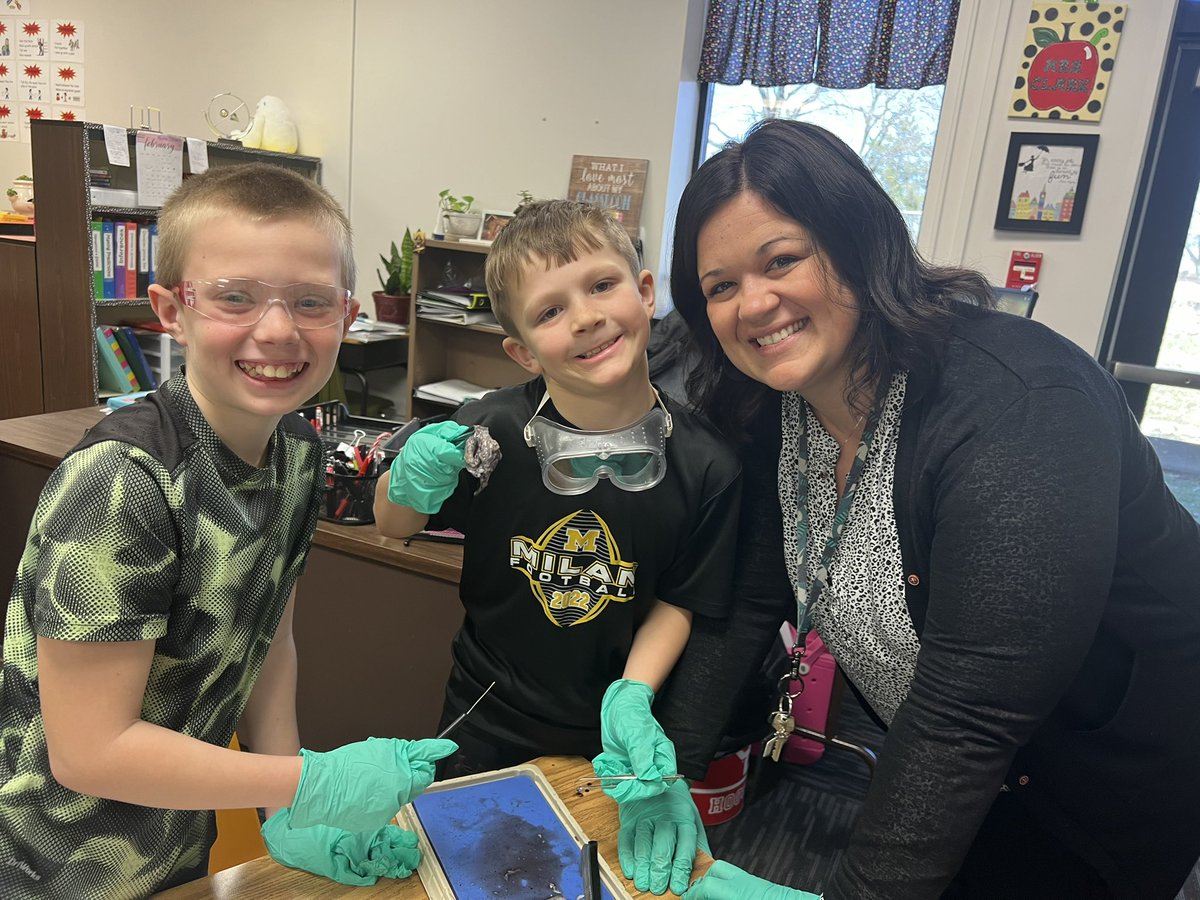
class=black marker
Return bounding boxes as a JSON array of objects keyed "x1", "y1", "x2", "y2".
[{"x1": 580, "y1": 840, "x2": 600, "y2": 900}]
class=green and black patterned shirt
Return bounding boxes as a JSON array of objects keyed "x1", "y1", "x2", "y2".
[{"x1": 0, "y1": 374, "x2": 323, "y2": 898}]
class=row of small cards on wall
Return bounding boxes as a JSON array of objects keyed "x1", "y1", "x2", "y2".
[{"x1": 91, "y1": 217, "x2": 157, "y2": 300}]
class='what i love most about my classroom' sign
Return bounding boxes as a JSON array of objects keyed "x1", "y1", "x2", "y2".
[{"x1": 568, "y1": 155, "x2": 648, "y2": 241}]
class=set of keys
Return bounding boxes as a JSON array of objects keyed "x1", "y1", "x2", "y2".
[
  {"x1": 762, "y1": 647, "x2": 809, "y2": 762},
  {"x1": 763, "y1": 706, "x2": 796, "y2": 762},
  {"x1": 759, "y1": 634, "x2": 882, "y2": 774}
]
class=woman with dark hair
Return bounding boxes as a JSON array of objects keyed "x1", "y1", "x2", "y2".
[{"x1": 658, "y1": 119, "x2": 1200, "y2": 899}]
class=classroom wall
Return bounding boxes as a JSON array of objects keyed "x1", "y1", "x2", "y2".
[
  {"x1": 0, "y1": 1, "x2": 354, "y2": 225},
  {"x1": 0, "y1": 0, "x2": 1178, "y2": 368},
  {"x1": 347, "y1": 0, "x2": 702, "y2": 298},
  {"x1": 919, "y1": 1, "x2": 1176, "y2": 353}
]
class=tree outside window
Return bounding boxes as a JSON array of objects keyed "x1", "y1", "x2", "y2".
[{"x1": 701, "y1": 81, "x2": 946, "y2": 240}]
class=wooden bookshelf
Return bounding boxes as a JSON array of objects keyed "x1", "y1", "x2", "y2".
[
  {"x1": 29, "y1": 120, "x2": 322, "y2": 413},
  {"x1": 406, "y1": 239, "x2": 527, "y2": 418}
]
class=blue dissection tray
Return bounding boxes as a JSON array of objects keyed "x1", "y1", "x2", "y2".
[{"x1": 410, "y1": 767, "x2": 620, "y2": 899}]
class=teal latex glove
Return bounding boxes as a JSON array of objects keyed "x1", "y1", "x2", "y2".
[
  {"x1": 261, "y1": 808, "x2": 421, "y2": 886},
  {"x1": 290, "y1": 737, "x2": 457, "y2": 832},
  {"x1": 682, "y1": 860, "x2": 820, "y2": 900},
  {"x1": 592, "y1": 678, "x2": 677, "y2": 804},
  {"x1": 386, "y1": 421, "x2": 471, "y2": 514},
  {"x1": 617, "y1": 778, "x2": 709, "y2": 896}
]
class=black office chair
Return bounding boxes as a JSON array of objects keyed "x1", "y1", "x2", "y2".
[{"x1": 991, "y1": 286, "x2": 1039, "y2": 318}]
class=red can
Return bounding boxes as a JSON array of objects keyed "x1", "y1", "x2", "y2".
[{"x1": 689, "y1": 746, "x2": 752, "y2": 826}]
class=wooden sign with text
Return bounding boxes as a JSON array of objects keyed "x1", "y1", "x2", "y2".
[{"x1": 567, "y1": 155, "x2": 649, "y2": 240}]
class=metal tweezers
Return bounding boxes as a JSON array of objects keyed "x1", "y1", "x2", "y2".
[
  {"x1": 573, "y1": 773, "x2": 687, "y2": 795},
  {"x1": 435, "y1": 680, "x2": 496, "y2": 739}
]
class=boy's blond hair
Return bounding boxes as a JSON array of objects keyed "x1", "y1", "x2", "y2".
[
  {"x1": 154, "y1": 162, "x2": 355, "y2": 292},
  {"x1": 484, "y1": 199, "x2": 641, "y2": 338}
]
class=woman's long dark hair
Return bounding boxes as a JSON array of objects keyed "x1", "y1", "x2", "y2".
[{"x1": 670, "y1": 118, "x2": 993, "y2": 439}]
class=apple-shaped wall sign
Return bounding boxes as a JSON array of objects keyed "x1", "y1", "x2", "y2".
[
  {"x1": 1009, "y1": 4, "x2": 1125, "y2": 122},
  {"x1": 1027, "y1": 23, "x2": 1109, "y2": 113}
]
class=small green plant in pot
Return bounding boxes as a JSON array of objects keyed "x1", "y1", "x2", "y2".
[
  {"x1": 7, "y1": 174, "x2": 34, "y2": 215},
  {"x1": 439, "y1": 189, "x2": 482, "y2": 239},
  {"x1": 373, "y1": 227, "x2": 414, "y2": 325}
]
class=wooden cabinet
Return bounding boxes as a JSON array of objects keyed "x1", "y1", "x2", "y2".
[
  {"x1": 29, "y1": 120, "x2": 322, "y2": 412},
  {"x1": 406, "y1": 239, "x2": 528, "y2": 418},
  {"x1": 0, "y1": 237, "x2": 41, "y2": 420}
]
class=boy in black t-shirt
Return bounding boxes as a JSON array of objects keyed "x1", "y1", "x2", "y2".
[
  {"x1": 0, "y1": 164, "x2": 455, "y2": 898},
  {"x1": 376, "y1": 200, "x2": 741, "y2": 896}
]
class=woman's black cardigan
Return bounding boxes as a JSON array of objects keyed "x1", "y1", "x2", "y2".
[{"x1": 656, "y1": 310, "x2": 1200, "y2": 898}]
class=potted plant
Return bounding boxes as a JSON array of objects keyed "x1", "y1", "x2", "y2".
[
  {"x1": 7, "y1": 175, "x2": 34, "y2": 216},
  {"x1": 373, "y1": 227, "x2": 414, "y2": 325},
  {"x1": 439, "y1": 189, "x2": 482, "y2": 239}
]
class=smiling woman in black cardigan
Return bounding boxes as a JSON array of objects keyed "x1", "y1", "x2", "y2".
[{"x1": 657, "y1": 118, "x2": 1200, "y2": 900}]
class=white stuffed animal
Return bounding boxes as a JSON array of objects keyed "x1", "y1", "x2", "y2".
[{"x1": 233, "y1": 95, "x2": 298, "y2": 154}]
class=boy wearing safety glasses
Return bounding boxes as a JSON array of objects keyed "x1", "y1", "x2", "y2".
[
  {"x1": 0, "y1": 163, "x2": 455, "y2": 897},
  {"x1": 376, "y1": 199, "x2": 741, "y2": 896}
]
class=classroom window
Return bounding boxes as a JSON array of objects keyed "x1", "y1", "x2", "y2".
[{"x1": 698, "y1": 81, "x2": 947, "y2": 240}]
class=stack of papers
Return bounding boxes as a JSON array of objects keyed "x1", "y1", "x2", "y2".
[
  {"x1": 348, "y1": 317, "x2": 407, "y2": 335},
  {"x1": 414, "y1": 379, "x2": 497, "y2": 406},
  {"x1": 421, "y1": 289, "x2": 491, "y2": 309},
  {"x1": 0, "y1": 212, "x2": 34, "y2": 236},
  {"x1": 418, "y1": 308, "x2": 499, "y2": 326},
  {"x1": 417, "y1": 288, "x2": 499, "y2": 327}
]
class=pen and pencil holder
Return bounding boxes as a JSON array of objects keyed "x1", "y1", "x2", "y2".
[
  {"x1": 316, "y1": 426, "x2": 397, "y2": 526},
  {"x1": 319, "y1": 450, "x2": 394, "y2": 525}
]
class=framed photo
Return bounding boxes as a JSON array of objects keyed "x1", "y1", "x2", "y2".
[
  {"x1": 480, "y1": 209, "x2": 515, "y2": 242},
  {"x1": 994, "y1": 132, "x2": 1099, "y2": 235}
]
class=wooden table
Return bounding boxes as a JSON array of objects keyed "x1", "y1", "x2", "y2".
[
  {"x1": 156, "y1": 756, "x2": 712, "y2": 899},
  {"x1": 0, "y1": 405, "x2": 465, "y2": 581}
]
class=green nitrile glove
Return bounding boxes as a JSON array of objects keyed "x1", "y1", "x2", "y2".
[
  {"x1": 386, "y1": 421, "x2": 471, "y2": 514},
  {"x1": 261, "y1": 808, "x2": 422, "y2": 886},
  {"x1": 289, "y1": 737, "x2": 457, "y2": 832},
  {"x1": 682, "y1": 860, "x2": 820, "y2": 899},
  {"x1": 617, "y1": 778, "x2": 709, "y2": 896},
  {"x1": 592, "y1": 678, "x2": 677, "y2": 804}
]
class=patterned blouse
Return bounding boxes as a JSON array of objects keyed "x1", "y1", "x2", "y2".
[{"x1": 778, "y1": 372, "x2": 918, "y2": 723}]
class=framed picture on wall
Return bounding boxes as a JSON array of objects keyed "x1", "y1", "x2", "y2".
[
  {"x1": 994, "y1": 132, "x2": 1098, "y2": 235},
  {"x1": 480, "y1": 210, "x2": 515, "y2": 242}
]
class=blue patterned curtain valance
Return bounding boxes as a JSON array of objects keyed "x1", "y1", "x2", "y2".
[{"x1": 698, "y1": 0, "x2": 960, "y2": 89}]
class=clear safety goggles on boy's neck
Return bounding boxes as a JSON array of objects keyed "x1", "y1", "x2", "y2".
[{"x1": 523, "y1": 388, "x2": 673, "y2": 496}]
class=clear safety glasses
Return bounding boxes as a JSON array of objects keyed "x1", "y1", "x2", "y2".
[
  {"x1": 523, "y1": 389, "x2": 673, "y2": 496},
  {"x1": 177, "y1": 278, "x2": 352, "y2": 329}
]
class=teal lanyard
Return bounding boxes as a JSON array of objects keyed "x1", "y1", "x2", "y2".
[{"x1": 783, "y1": 393, "x2": 884, "y2": 664}]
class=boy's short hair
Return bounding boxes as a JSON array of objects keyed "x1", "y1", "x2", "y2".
[
  {"x1": 484, "y1": 199, "x2": 641, "y2": 337},
  {"x1": 154, "y1": 162, "x2": 355, "y2": 292}
]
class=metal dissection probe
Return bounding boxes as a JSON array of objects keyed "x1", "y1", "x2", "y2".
[{"x1": 435, "y1": 680, "x2": 496, "y2": 739}]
